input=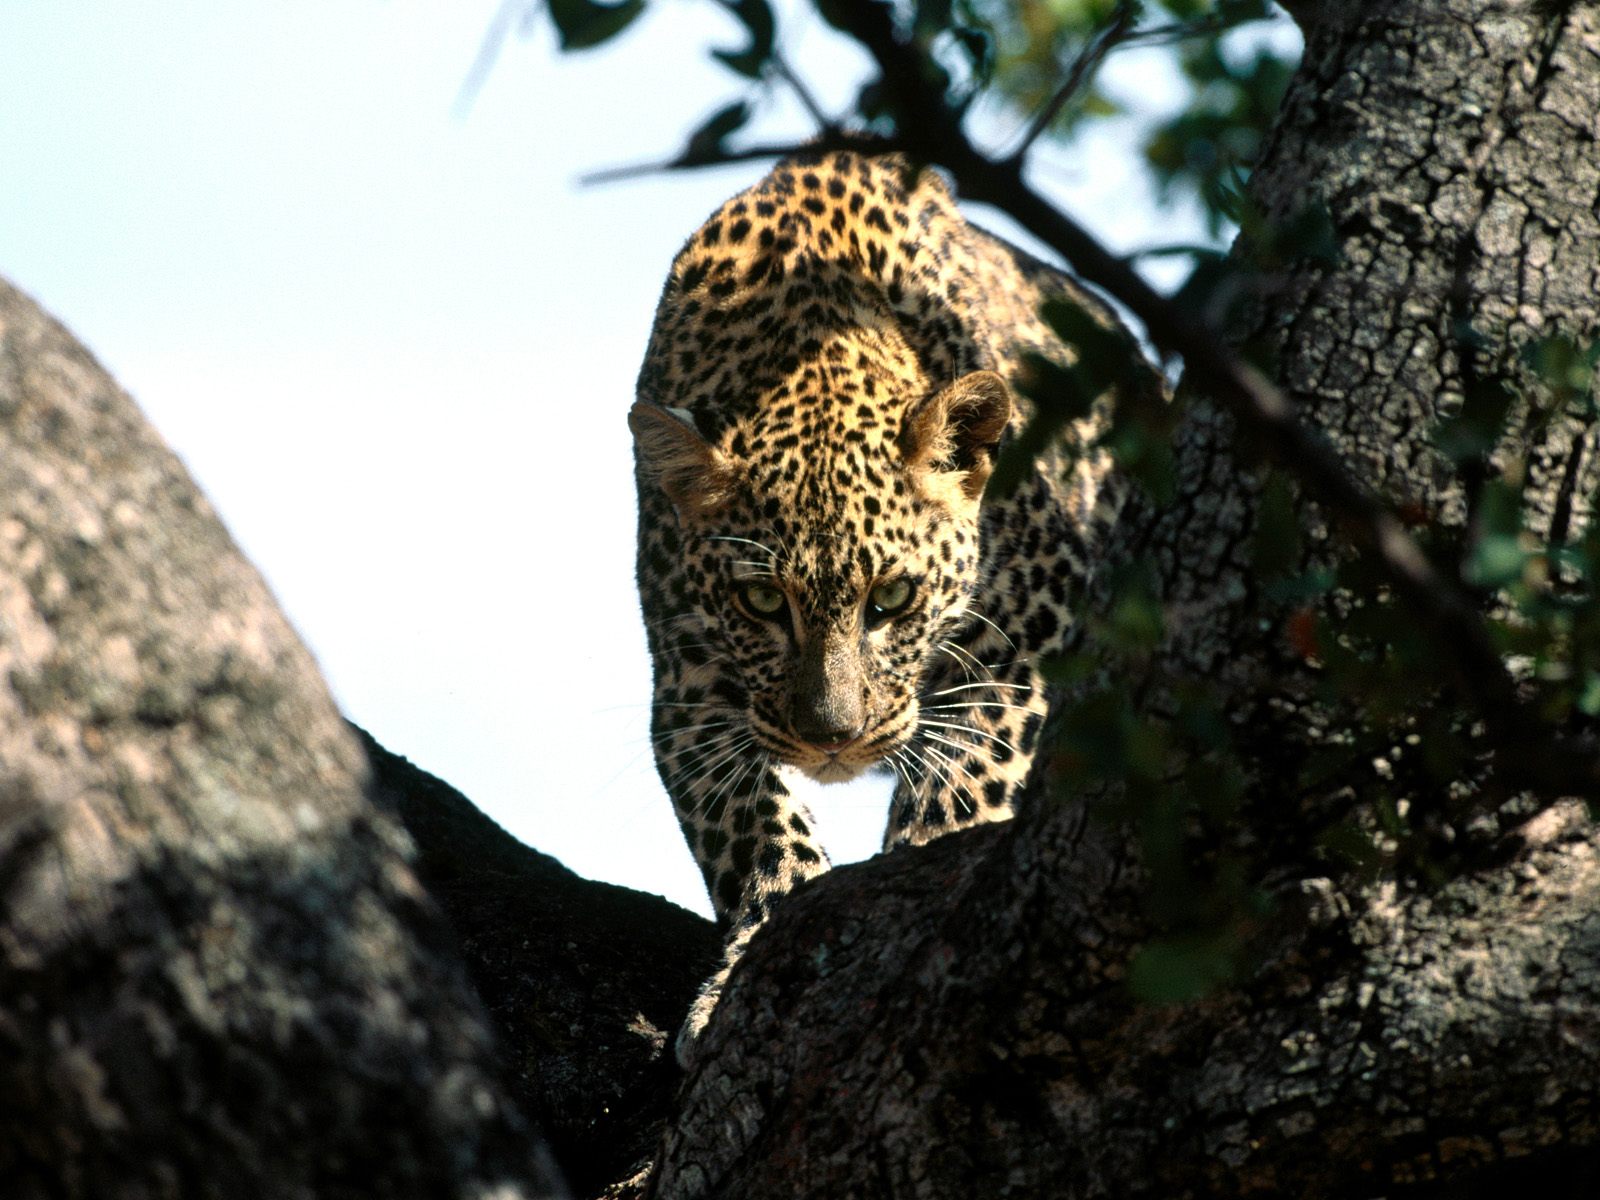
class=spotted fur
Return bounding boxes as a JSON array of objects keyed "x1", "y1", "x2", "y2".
[{"x1": 631, "y1": 152, "x2": 1131, "y2": 1061}]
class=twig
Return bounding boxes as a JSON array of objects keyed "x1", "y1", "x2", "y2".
[
  {"x1": 771, "y1": 52, "x2": 836, "y2": 132},
  {"x1": 580, "y1": 134, "x2": 888, "y2": 186},
  {"x1": 1008, "y1": 0, "x2": 1139, "y2": 163}
]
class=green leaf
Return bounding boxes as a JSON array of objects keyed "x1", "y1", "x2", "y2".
[
  {"x1": 1251, "y1": 472, "x2": 1300, "y2": 580},
  {"x1": 1465, "y1": 479, "x2": 1530, "y2": 589},
  {"x1": 1524, "y1": 333, "x2": 1600, "y2": 412},
  {"x1": 1039, "y1": 299, "x2": 1139, "y2": 396},
  {"x1": 1433, "y1": 376, "x2": 1513, "y2": 464},
  {"x1": 987, "y1": 351, "x2": 1096, "y2": 499},
  {"x1": 914, "y1": 0, "x2": 954, "y2": 34},
  {"x1": 1100, "y1": 560, "x2": 1166, "y2": 652},
  {"x1": 1105, "y1": 420, "x2": 1178, "y2": 505},
  {"x1": 1129, "y1": 932, "x2": 1237, "y2": 1004},
  {"x1": 712, "y1": 0, "x2": 775, "y2": 79},
  {"x1": 1261, "y1": 566, "x2": 1335, "y2": 605},
  {"x1": 678, "y1": 101, "x2": 752, "y2": 165},
  {"x1": 1577, "y1": 672, "x2": 1600, "y2": 717},
  {"x1": 547, "y1": 0, "x2": 646, "y2": 51},
  {"x1": 1319, "y1": 821, "x2": 1382, "y2": 873}
]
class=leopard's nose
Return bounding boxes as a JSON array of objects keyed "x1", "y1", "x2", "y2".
[{"x1": 794, "y1": 721, "x2": 866, "y2": 753}]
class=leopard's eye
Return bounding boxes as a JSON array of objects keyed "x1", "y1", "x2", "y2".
[
  {"x1": 867, "y1": 577, "x2": 914, "y2": 625},
  {"x1": 738, "y1": 580, "x2": 787, "y2": 618}
]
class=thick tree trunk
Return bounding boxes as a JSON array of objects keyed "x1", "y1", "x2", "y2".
[
  {"x1": 0, "y1": 277, "x2": 585, "y2": 1199},
  {"x1": 360, "y1": 730, "x2": 717, "y2": 1197},
  {"x1": 647, "y1": 3, "x2": 1600, "y2": 1196}
]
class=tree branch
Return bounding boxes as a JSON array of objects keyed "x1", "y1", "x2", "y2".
[{"x1": 1005, "y1": 0, "x2": 1138, "y2": 163}]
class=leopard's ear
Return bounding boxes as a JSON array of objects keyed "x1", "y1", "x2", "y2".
[
  {"x1": 629, "y1": 402, "x2": 739, "y2": 516},
  {"x1": 900, "y1": 370, "x2": 1012, "y2": 502}
]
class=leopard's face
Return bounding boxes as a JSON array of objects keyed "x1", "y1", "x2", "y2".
[
  {"x1": 692, "y1": 463, "x2": 981, "y2": 783},
  {"x1": 632, "y1": 331, "x2": 1011, "y2": 784}
]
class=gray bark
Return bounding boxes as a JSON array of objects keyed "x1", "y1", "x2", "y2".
[
  {"x1": 0, "y1": 277, "x2": 569, "y2": 1199},
  {"x1": 359, "y1": 729, "x2": 718, "y2": 1197},
  {"x1": 648, "y1": 2, "x2": 1600, "y2": 1196}
]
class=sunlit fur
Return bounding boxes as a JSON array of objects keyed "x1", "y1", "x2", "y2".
[{"x1": 631, "y1": 151, "x2": 1139, "y2": 1062}]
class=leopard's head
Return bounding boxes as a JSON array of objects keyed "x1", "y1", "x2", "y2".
[{"x1": 632, "y1": 330, "x2": 1010, "y2": 783}]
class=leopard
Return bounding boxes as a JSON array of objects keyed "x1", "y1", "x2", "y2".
[{"x1": 630, "y1": 150, "x2": 1141, "y2": 1064}]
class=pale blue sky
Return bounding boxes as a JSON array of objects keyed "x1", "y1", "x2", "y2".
[{"x1": 1, "y1": 3, "x2": 1288, "y2": 916}]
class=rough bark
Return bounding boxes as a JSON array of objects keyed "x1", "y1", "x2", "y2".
[
  {"x1": 0, "y1": 277, "x2": 569, "y2": 1199},
  {"x1": 360, "y1": 730, "x2": 717, "y2": 1197},
  {"x1": 648, "y1": 2, "x2": 1600, "y2": 1196}
]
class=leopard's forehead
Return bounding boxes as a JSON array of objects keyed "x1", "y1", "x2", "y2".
[{"x1": 708, "y1": 403, "x2": 947, "y2": 624}]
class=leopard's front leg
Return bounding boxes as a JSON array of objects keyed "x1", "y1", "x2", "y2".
[{"x1": 650, "y1": 662, "x2": 831, "y2": 1066}]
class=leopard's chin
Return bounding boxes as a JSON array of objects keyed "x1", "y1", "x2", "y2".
[{"x1": 800, "y1": 757, "x2": 871, "y2": 784}]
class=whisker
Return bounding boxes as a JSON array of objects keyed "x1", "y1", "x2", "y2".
[
  {"x1": 704, "y1": 535, "x2": 780, "y2": 559},
  {"x1": 965, "y1": 609, "x2": 1018, "y2": 651},
  {"x1": 918, "y1": 719, "x2": 1019, "y2": 758},
  {"x1": 666, "y1": 734, "x2": 755, "y2": 788},
  {"x1": 703, "y1": 747, "x2": 764, "y2": 815},
  {"x1": 651, "y1": 720, "x2": 742, "y2": 747},
  {"x1": 642, "y1": 611, "x2": 706, "y2": 631},
  {"x1": 922, "y1": 681, "x2": 1034, "y2": 698},
  {"x1": 922, "y1": 730, "x2": 997, "y2": 766},
  {"x1": 919, "y1": 743, "x2": 982, "y2": 815},
  {"x1": 664, "y1": 737, "x2": 751, "y2": 785},
  {"x1": 918, "y1": 743, "x2": 963, "y2": 796},
  {"x1": 942, "y1": 640, "x2": 989, "y2": 673},
  {"x1": 921, "y1": 701, "x2": 1039, "y2": 715},
  {"x1": 936, "y1": 643, "x2": 983, "y2": 684}
]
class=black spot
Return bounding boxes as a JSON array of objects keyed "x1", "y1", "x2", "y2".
[
  {"x1": 1025, "y1": 608, "x2": 1059, "y2": 645},
  {"x1": 793, "y1": 843, "x2": 822, "y2": 864},
  {"x1": 757, "y1": 841, "x2": 785, "y2": 877},
  {"x1": 701, "y1": 829, "x2": 729, "y2": 858},
  {"x1": 729, "y1": 218, "x2": 752, "y2": 243},
  {"x1": 730, "y1": 836, "x2": 756, "y2": 874},
  {"x1": 984, "y1": 779, "x2": 1008, "y2": 808},
  {"x1": 788, "y1": 814, "x2": 810, "y2": 836},
  {"x1": 717, "y1": 871, "x2": 742, "y2": 911},
  {"x1": 679, "y1": 260, "x2": 708, "y2": 293},
  {"x1": 1020, "y1": 712, "x2": 1044, "y2": 754}
]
